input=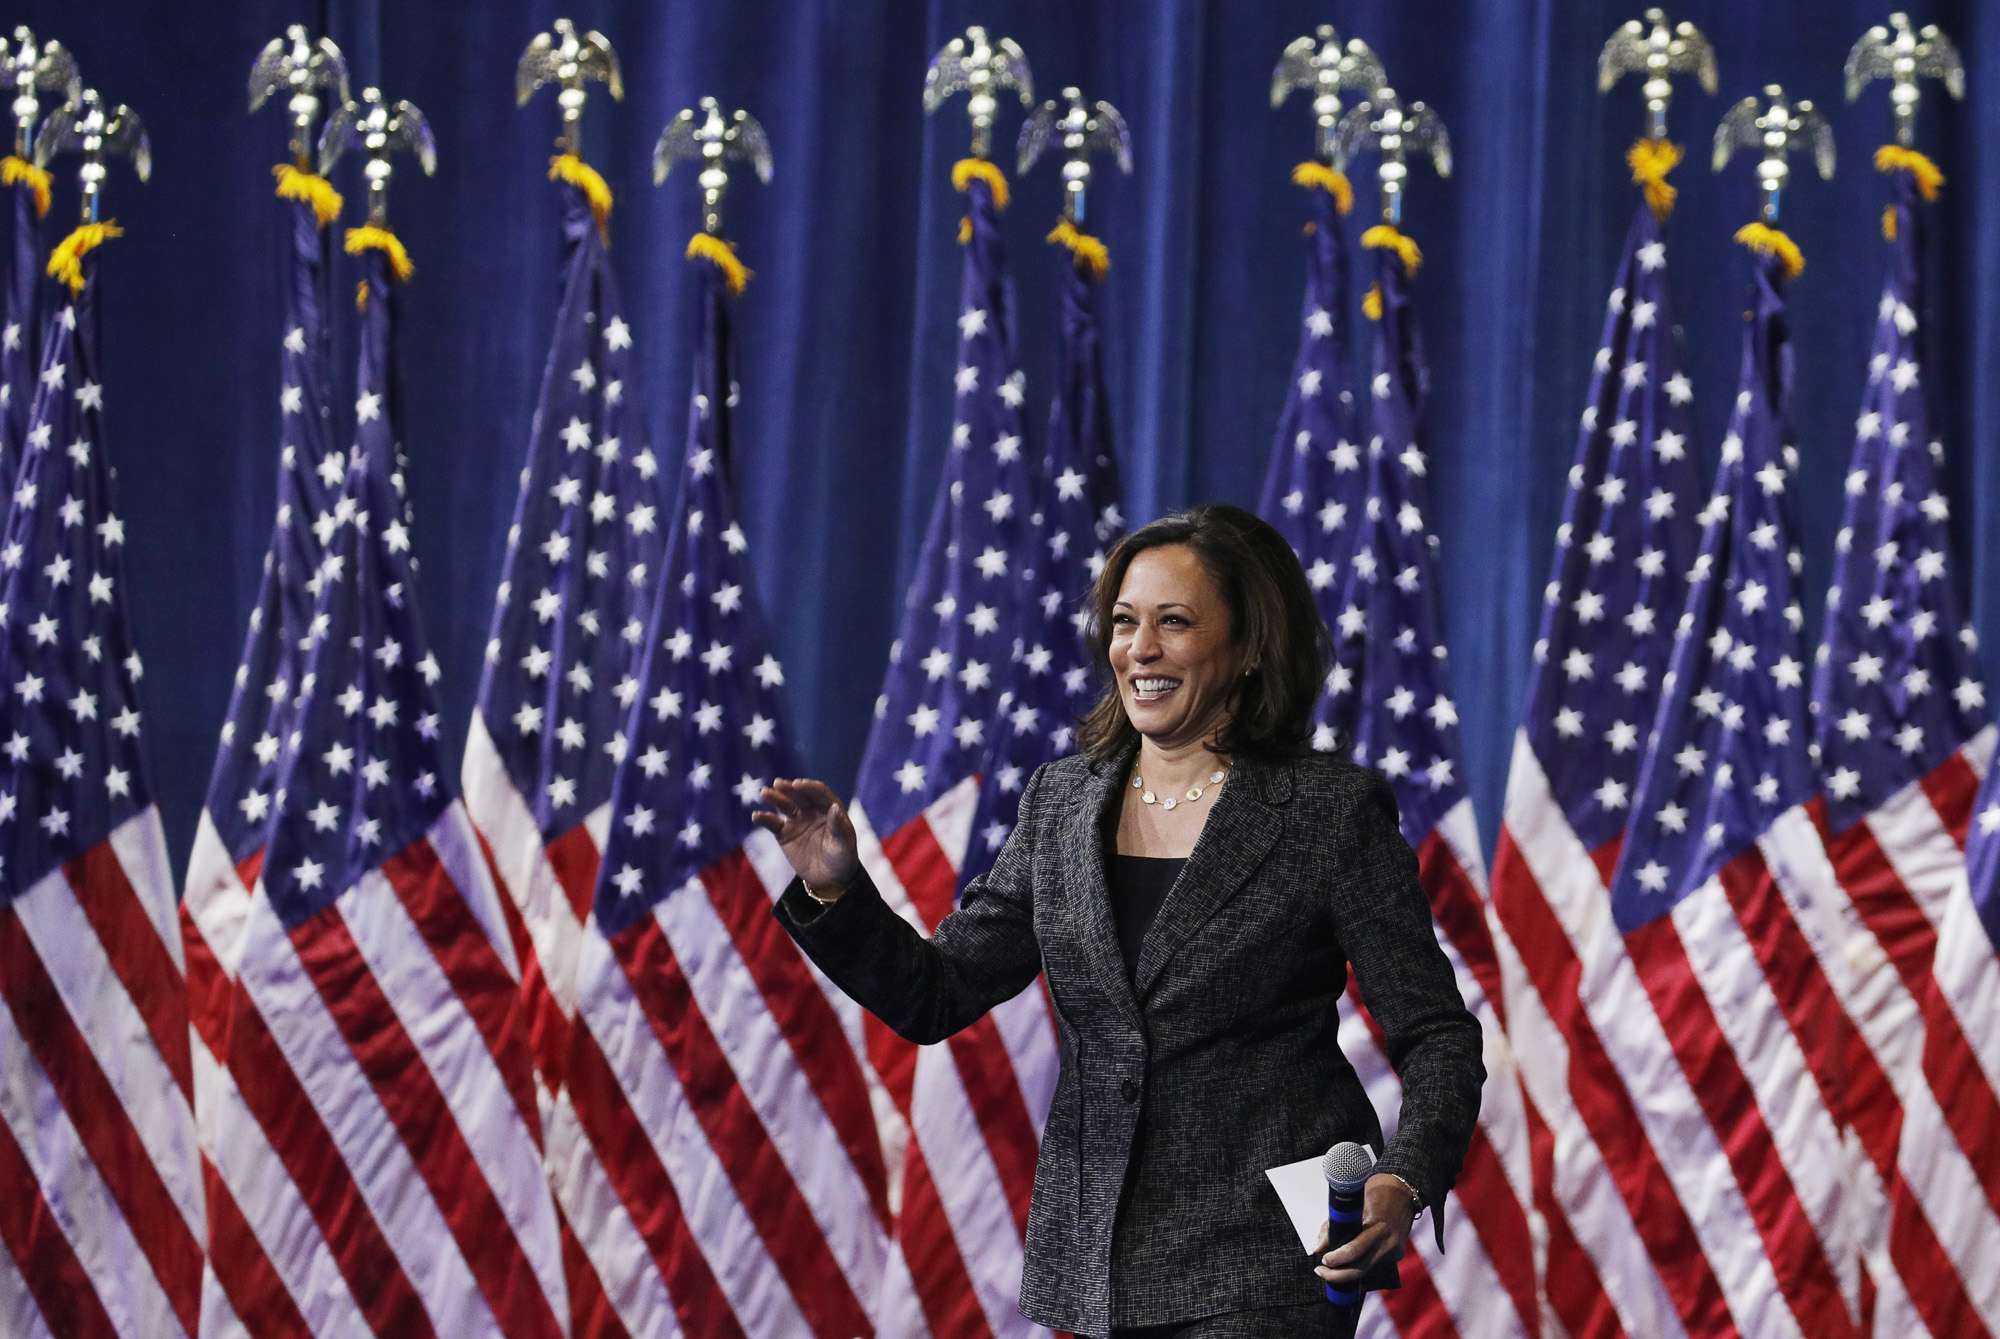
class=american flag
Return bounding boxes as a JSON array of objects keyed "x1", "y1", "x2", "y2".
[
  {"x1": 850, "y1": 163, "x2": 1058, "y2": 1338},
  {"x1": 560, "y1": 243, "x2": 896, "y2": 1338},
  {"x1": 1, "y1": 155, "x2": 42, "y2": 480},
  {"x1": 0, "y1": 243, "x2": 204, "y2": 1333},
  {"x1": 958, "y1": 233, "x2": 1123, "y2": 889},
  {"x1": 1486, "y1": 188, "x2": 1724, "y2": 1339},
  {"x1": 458, "y1": 174, "x2": 665, "y2": 1335},
  {"x1": 1319, "y1": 231, "x2": 1540, "y2": 1339},
  {"x1": 219, "y1": 241, "x2": 569, "y2": 1336},
  {"x1": 1258, "y1": 167, "x2": 1364, "y2": 635},
  {"x1": 1807, "y1": 157, "x2": 2000, "y2": 1336}
]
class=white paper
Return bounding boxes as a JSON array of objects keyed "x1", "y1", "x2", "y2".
[{"x1": 1264, "y1": 1156, "x2": 1328, "y2": 1253}]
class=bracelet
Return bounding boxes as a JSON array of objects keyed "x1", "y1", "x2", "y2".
[
  {"x1": 802, "y1": 880, "x2": 847, "y2": 905},
  {"x1": 1381, "y1": 1172, "x2": 1424, "y2": 1217}
]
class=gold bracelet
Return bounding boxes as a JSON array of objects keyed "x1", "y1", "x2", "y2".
[
  {"x1": 802, "y1": 880, "x2": 846, "y2": 905},
  {"x1": 1381, "y1": 1172, "x2": 1424, "y2": 1216}
]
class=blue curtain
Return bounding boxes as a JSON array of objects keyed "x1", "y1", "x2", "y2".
[{"x1": 5, "y1": 0, "x2": 1996, "y2": 875}]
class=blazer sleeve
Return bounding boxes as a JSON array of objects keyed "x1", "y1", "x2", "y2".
[
  {"x1": 772, "y1": 768, "x2": 1050, "y2": 1046},
  {"x1": 1331, "y1": 769, "x2": 1486, "y2": 1249}
]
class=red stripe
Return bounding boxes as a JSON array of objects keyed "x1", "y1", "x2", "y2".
[
  {"x1": 1811, "y1": 796, "x2": 2000, "y2": 1219},
  {"x1": 545, "y1": 820, "x2": 604, "y2": 926},
  {"x1": 610, "y1": 916, "x2": 873, "y2": 1338},
  {"x1": 1374, "y1": 1244, "x2": 1463, "y2": 1339},
  {"x1": 1919, "y1": 749, "x2": 1981, "y2": 847},
  {"x1": 1622, "y1": 909, "x2": 1858, "y2": 1339},
  {"x1": 555, "y1": 1197, "x2": 631, "y2": 1339},
  {"x1": 471, "y1": 820, "x2": 539, "y2": 972},
  {"x1": 64, "y1": 841, "x2": 192, "y2": 1102},
  {"x1": 867, "y1": 1012, "x2": 916, "y2": 1119},
  {"x1": 182, "y1": 901, "x2": 232, "y2": 1059},
  {"x1": 293, "y1": 905, "x2": 564, "y2": 1339},
  {"x1": 1488, "y1": 827, "x2": 1740, "y2": 1337},
  {"x1": 0, "y1": 1101, "x2": 119, "y2": 1339},
  {"x1": 565, "y1": 1024, "x2": 744, "y2": 1339},
  {"x1": 700, "y1": 848, "x2": 892, "y2": 1228},
  {"x1": 520, "y1": 950, "x2": 572, "y2": 1098},
  {"x1": 202, "y1": 1154, "x2": 313, "y2": 1339},
  {"x1": 1414, "y1": 832, "x2": 1505, "y2": 1027},
  {"x1": 380, "y1": 837, "x2": 543, "y2": 1145},
  {"x1": 1524, "y1": 1092, "x2": 1627, "y2": 1339},
  {"x1": 896, "y1": 1142, "x2": 995, "y2": 1339},
  {"x1": 222, "y1": 972, "x2": 434, "y2": 1337},
  {"x1": 880, "y1": 813, "x2": 958, "y2": 932},
  {"x1": 0, "y1": 904, "x2": 202, "y2": 1335}
]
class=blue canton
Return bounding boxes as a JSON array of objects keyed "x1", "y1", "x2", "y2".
[
  {"x1": 1612, "y1": 253, "x2": 1813, "y2": 930},
  {"x1": 1259, "y1": 180, "x2": 1365, "y2": 653},
  {"x1": 260, "y1": 249, "x2": 450, "y2": 925},
  {"x1": 1524, "y1": 204, "x2": 1706, "y2": 851},
  {"x1": 0, "y1": 260, "x2": 150, "y2": 896},
  {"x1": 960, "y1": 249, "x2": 1124, "y2": 887},
  {"x1": 204, "y1": 192, "x2": 343, "y2": 862},
  {"x1": 1811, "y1": 167, "x2": 1986, "y2": 829},
  {"x1": 855, "y1": 174, "x2": 1034, "y2": 837},
  {"x1": 1, "y1": 178, "x2": 39, "y2": 482},
  {"x1": 476, "y1": 186, "x2": 664, "y2": 839},
  {"x1": 592, "y1": 254, "x2": 797, "y2": 938},
  {"x1": 1321, "y1": 243, "x2": 1468, "y2": 848}
]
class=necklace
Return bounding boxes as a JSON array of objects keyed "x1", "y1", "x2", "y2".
[{"x1": 1131, "y1": 768, "x2": 1228, "y2": 811}]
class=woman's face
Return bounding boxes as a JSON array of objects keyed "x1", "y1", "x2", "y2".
[{"x1": 1108, "y1": 543, "x2": 1243, "y2": 753}]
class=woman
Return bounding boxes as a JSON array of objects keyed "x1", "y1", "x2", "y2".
[{"x1": 756, "y1": 504, "x2": 1484, "y2": 1338}]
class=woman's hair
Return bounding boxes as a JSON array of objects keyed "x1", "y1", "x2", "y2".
[{"x1": 1077, "y1": 502, "x2": 1332, "y2": 760}]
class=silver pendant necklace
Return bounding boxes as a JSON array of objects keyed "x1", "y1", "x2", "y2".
[{"x1": 1131, "y1": 767, "x2": 1228, "y2": 811}]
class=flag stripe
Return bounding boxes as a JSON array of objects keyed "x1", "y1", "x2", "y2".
[
  {"x1": 542, "y1": 1102, "x2": 647, "y2": 1339},
  {"x1": 0, "y1": 900, "x2": 202, "y2": 1334},
  {"x1": 1523, "y1": 1096, "x2": 1629, "y2": 1339},
  {"x1": 0, "y1": 1098, "x2": 114, "y2": 1339},
  {"x1": 947, "y1": 1016, "x2": 1040, "y2": 1236},
  {"x1": 201, "y1": 1158, "x2": 313, "y2": 1339},
  {"x1": 897, "y1": 1142, "x2": 996, "y2": 1339},
  {"x1": 66, "y1": 842, "x2": 193, "y2": 1099}
]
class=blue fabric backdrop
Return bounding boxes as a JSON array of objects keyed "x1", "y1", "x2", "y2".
[{"x1": 4, "y1": 0, "x2": 1997, "y2": 879}]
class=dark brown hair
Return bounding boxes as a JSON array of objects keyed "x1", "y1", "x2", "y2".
[{"x1": 1078, "y1": 503, "x2": 1331, "y2": 760}]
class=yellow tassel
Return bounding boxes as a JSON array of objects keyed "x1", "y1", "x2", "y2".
[
  {"x1": 1, "y1": 155, "x2": 52, "y2": 219},
  {"x1": 951, "y1": 158, "x2": 1011, "y2": 210},
  {"x1": 47, "y1": 221, "x2": 123, "y2": 294},
  {"x1": 355, "y1": 279, "x2": 370, "y2": 311},
  {"x1": 1291, "y1": 161, "x2": 1354, "y2": 216},
  {"x1": 1874, "y1": 145, "x2": 1943, "y2": 201},
  {"x1": 1047, "y1": 218, "x2": 1110, "y2": 278},
  {"x1": 1734, "y1": 222, "x2": 1804, "y2": 278},
  {"x1": 957, "y1": 215, "x2": 972, "y2": 245},
  {"x1": 1627, "y1": 138, "x2": 1684, "y2": 221},
  {"x1": 687, "y1": 232, "x2": 751, "y2": 295},
  {"x1": 344, "y1": 223, "x2": 415, "y2": 282},
  {"x1": 1882, "y1": 204, "x2": 1899, "y2": 242},
  {"x1": 549, "y1": 153, "x2": 614, "y2": 241},
  {"x1": 1362, "y1": 284, "x2": 1383, "y2": 321},
  {"x1": 273, "y1": 163, "x2": 344, "y2": 228},
  {"x1": 1361, "y1": 223, "x2": 1422, "y2": 275}
]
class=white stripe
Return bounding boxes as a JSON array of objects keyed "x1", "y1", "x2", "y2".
[
  {"x1": 235, "y1": 892, "x2": 497, "y2": 1335},
  {"x1": 1964, "y1": 724, "x2": 1996, "y2": 780},
  {"x1": 1669, "y1": 874, "x2": 1860, "y2": 1311},
  {"x1": 654, "y1": 864, "x2": 890, "y2": 1311},
  {"x1": 12, "y1": 861, "x2": 204, "y2": 1240},
  {"x1": 874, "y1": 1238, "x2": 935, "y2": 1339},
  {"x1": 852, "y1": 797, "x2": 940, "y2": 934},
  {"x1": 0, "y1": 1204, "x2": 53, "y2": 1339},
  {"x1": 111, "y1": 807, "x2": 183, "y2": 972},
  {"x1": 333, "y1": 863, "x2": 567, "y2": 1319},
  {"x1": 195, "y1": 1272, "x2": 247, "y2": 1339},
  {"x1": 1500, "y1": 737, "x2": 1804, "y2": 1339},
  {"x1": 544, "y1": 1092, "x2": 682, "y2": 1339},
  {"x1": 463, "y1": 715, "x2": 577, "y2": 1010},
  {"x1": 192, "y1": 1036, "x2": 372, "y2": 1339},
  {"x1": 1868, "y1": 1255, "x2": 1924, "y2": 1339},
  {"x1": 908, "y1": 1039, "x2": 1030, "y2": 1338},
  {"x1": 1865, "y1": 770, "x2": 1974, "y2": 932},
  {"x1": 1931, "y1": 886, "x2": 2000, "y2": 1158},
  {"x1": 183, "y1": 812, "x2": 255, "y2": 979},
  {"x1": 924, "y1": 774, "x2": 981, "y2": 873},
  {"x1": 426, "y1": 800, "x2": 524, "y2": 981},
  {"x1": 0, "y1": 985, "x2": 184, "y2": 1338},
  {"x1": 988, "y1": 986, "x2": 1059, "y2": 1139},
  {"x1": 574, "y1": 925, "x2": 813, "y2": 1337}
]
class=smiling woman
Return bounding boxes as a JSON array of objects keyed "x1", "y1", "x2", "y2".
[{"x1": 755, "y1": 503, "x2": 1485, "y2": 1338}]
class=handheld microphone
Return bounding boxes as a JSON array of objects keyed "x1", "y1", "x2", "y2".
[{"x1": 1320, "y1": 1140, "x2": 1377, "y2": 1307}]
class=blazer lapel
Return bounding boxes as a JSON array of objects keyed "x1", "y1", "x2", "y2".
[
  {"x1": 1131, "y1": 753, "x2": 1290, "y2": 997},
  {"x1": 1061, "y1": 745, "x2": 1143, "y2": 1032}
]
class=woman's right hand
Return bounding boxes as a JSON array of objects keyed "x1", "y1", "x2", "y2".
[{"x1": 752, "y1": 778, "x2": 862, "y2": 897}]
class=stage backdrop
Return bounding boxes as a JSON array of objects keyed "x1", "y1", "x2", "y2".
[{"x1": 3, "y1": 0, "x2": 1997, "y2": 879}]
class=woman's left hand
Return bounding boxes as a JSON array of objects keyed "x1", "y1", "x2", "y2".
[{"x1": 1313, "y1": 1173, "x2": 1417, "y2": 1288}]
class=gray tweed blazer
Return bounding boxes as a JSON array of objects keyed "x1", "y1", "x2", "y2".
[{"x1": 774, "y1": 745, "x2": 1485, "y2": 1336}]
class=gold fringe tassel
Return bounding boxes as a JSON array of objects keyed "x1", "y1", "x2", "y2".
[
  {"x1": 1874, "y1": 145, "x2": 1943, "y2": 200},
  {"x1": 345, "y1": 223, "x2": 415, "y2": 282},
  {"x1": 1627, "y1": 138, "x2": 1684, "y2": 221},
  {"x1": 951, "y1": 158, "x2": 1010, "y2": 209},
  {"x1": 687, "y1": 232, "x2": 751, "y2": 295},
  {"x1": 1047, "y1": 218, "x2": 1109, "y2": 278},
  {"x1": 1361, "y1": 223, "x2": 1422, "y2": 275},
  {"x1": 273, "y1": 163, "x2": 344, "y2": 228},
  {"x1": 47, "y1": 221, "x2": 123, "y2": 294},
  {"x1": 550, "y1": 153, "x2": 614, "y2": 241},
  {"x1": 1734, "y1": 221, "x2": 1804, "y2": 278},
  {"x1": 1, "y1": 156, "x2": 52, "y2": 219},
  {"x1": 1291, "y1": 161, "x2": 1354, "y2": 216},
  {"x1": 1883, "y1": 205, "x2": 1899, "y2": 243},
  {"x1": 1362, "y1": 284, "x2": 1383, "y2": 321}
]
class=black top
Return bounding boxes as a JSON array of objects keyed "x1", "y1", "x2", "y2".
[{"x1": 1107, "y1": 854, "x2": 1185, "y2": 979}]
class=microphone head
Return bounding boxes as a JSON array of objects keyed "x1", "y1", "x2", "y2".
[{"x1": 1321, "y1": 1140, "x2": 1377, "y2": 1192}]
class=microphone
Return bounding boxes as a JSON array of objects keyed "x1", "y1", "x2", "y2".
[{"x1": 1320, "y1": 1140, "x2": 1377, "y2": 1307}]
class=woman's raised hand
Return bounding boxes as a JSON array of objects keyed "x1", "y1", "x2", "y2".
[{"x1": 752, "y1": 778, "x2": 863, "y2": 897}]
